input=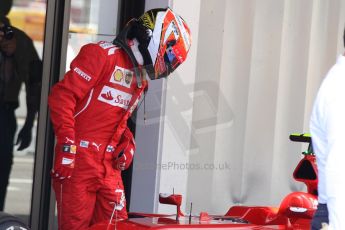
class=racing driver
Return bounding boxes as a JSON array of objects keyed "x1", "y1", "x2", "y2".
[{"x1": 48, "y1": 8, "x2": 191, "y2": 230}]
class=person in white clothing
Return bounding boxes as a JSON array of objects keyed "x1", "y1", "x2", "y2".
[{"x1": 310, "y1": 28, "x2": 345, "y2": 230}]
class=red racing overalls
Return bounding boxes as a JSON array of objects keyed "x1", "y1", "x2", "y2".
[{"x1": 48, "y1": 41, "x2": 147, "y2": 229}]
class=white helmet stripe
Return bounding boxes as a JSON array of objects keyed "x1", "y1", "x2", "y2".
[
  {"x1": 148, "y1": 11, "x2": 167, "y2": 64},
  {"x1": 175, "y1": 14, "x2": 191, "y2": 51},
  {"x1": 163, "y1": 20, "x2": 180, "y2": 45}
]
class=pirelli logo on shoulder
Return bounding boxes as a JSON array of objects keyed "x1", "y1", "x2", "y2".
[{"x1": 74, "y1": 67, "x2": 92, "y2": 82}]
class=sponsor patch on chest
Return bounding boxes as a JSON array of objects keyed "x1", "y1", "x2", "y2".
[
  {"x1": 110, "y1": 66, "x2": 134, "y2": 88},
  {"x1": 80, "y1": 140, "x2": 89, "y2": 148},
  {"x1": 98, "y1": 86, "x2": 132, "y2": 109}
]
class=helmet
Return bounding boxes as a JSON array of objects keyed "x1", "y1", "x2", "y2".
[
  {"x1": 138, "y1": 8, "x2": 192, "y2": 79},
  {"x1": 113, "y1": 8, "x2": 191, "y2": 84}
]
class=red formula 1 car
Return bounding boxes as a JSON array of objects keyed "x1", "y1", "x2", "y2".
[{"x1": 90, "y1": 133, "x2": 318, "y2": 230}]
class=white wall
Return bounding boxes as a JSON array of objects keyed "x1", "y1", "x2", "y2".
[
  {"x1": 153, "y1": 0, "x2": 345, "y2": 215},
  {"x1": 130, "y1": 0, "x2": 170, "y2": 213}
]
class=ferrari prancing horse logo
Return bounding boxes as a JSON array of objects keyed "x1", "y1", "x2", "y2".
[{"x1": 125, "y1": 72, "x2": 133, "y2": 85}]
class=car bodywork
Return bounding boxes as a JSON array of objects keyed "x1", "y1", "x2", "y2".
[{"x1": 90, "y1": 133, "x2": 317, "y2": 230}]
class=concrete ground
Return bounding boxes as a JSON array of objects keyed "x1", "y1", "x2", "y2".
[{"x1": 4, "y1": 154, "x2": 34, "y2": 225}]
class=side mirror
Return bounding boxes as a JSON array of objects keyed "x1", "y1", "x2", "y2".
[
  {"x1": 159, "y1": 193, "x2": 184, "y2": 218},
  {"x1": 289, "y1": 133, "x2": 318, "y2": 195},
  {"x1": 293, "y1": 155, "x2": 318, "y2": 195}
]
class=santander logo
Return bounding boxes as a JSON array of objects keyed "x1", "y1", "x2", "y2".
[
  {"x1": 101, "y1": 91, "x2": 114, "y2": 100},
  {"x1": 98, "y1": 86, "x2": 132, "y2": 109},
  {"x1": 114, "y1": 95, "x2": 130, "y2": 106}
]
